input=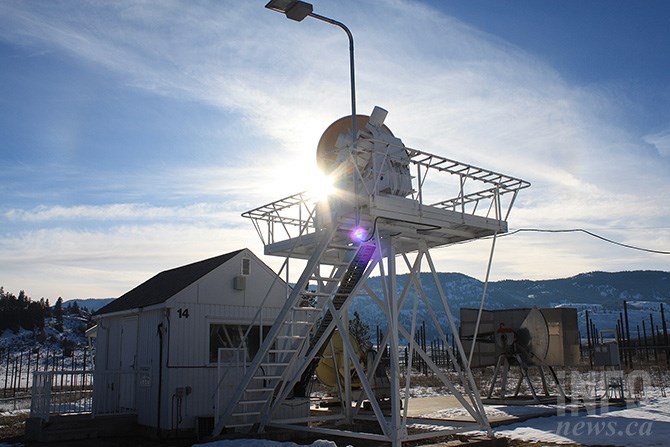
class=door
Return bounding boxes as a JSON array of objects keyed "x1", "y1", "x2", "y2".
[{"x1": 119, "y1": 317, "x2": 138, "y2": 410}]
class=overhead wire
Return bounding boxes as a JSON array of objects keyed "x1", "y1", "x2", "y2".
[{"x1": 494, "y1": 228, "x2": 670, "y2": 255}]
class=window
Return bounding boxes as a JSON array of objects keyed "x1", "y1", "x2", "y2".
[
  {"x1": 241, "y1": 258, "x2": 251, "y2": 276},
  {"x1": 209, "y1": 324, "x2": 271, "y2": 364}
]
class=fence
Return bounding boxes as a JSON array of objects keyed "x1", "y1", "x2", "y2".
[
  {"x1": 30, "y1": 370, "x2": 136, "y2": 421},
  {"x1": 584, "y1": 301, "x2": 670, "y2": 369},
  {"x1": 1, "y1": 347, "x2": 93, "y2": 398}
]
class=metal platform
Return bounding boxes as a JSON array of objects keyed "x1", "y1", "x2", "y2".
[{"x1": 242, "y1": 144, "x2": 529, "y2": 261}]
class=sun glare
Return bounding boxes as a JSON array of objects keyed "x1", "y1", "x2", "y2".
[{"x1": 308, "y1": 170, "x2": 335, "y2": 201}]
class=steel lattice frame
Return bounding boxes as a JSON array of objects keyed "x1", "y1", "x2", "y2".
[{"x1": 223, "y1": 137, "x2": 529, "y2": 446}]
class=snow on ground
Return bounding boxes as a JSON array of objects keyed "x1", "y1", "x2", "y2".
[
  {"x1": 191, "y1": 397, "x2": 670, "y2": 447},
  {"x1": 2, "y1": 371, "x2": 669, "y2": 447},
  {"x1": 495, "y1": 396, "x2": 670, "y2": 446},
  {"x1": 195, "y1": 441, "x2": 344, "y2": 447},
  {"x1": 420, "y1": 402, "x2": 556, "y2": 420}
]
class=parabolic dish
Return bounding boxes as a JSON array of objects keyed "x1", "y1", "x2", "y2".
[
  {"x1": 316, "y1": 114, "x2": 394, "y2": 173},
  {"x1": 517, "y1": 308, "x2": 550, "y2": 364},
  {"x1": 315, "y1": 330, "x2": 364, "y2": 388}
]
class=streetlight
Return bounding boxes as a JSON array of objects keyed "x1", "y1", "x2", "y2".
[{"x1": 265, "y1": 1, "x2": 357, "y2": 141}]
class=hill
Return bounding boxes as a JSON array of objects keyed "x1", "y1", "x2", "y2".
[
  {"x1": 348, "y1": 270, "x2": 670, "y2": 341},
  {"x1": 63, "y1": 298, "x2": 114, "y2": 313},
  {"x1": 2, "y1": 270, "x2": 668, "y2": 350}
]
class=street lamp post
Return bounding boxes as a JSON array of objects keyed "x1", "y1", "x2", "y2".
[{"x1": 265, "y1": 1, "x2": 357, "y2": 141}]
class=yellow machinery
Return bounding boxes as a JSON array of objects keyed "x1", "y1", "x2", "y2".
[{"x1": 316, "y1": 330, "x2": 366, "y2": 389}]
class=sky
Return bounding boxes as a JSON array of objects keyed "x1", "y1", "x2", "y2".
[{"x1": 1, "y1": 0, "x2": 669, "y2": 301}]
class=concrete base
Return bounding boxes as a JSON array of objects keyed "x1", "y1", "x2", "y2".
[{"x1": 24, "y1": 413, "x2": 137, "y2": 443}]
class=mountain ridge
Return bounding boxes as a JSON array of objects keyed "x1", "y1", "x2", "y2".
[
  {"x1": 65, "y1": 270, "x2": 669, "y2": 311},
  {"x1": 348, "y1": 269, "x2": 670, "y2": 341}
]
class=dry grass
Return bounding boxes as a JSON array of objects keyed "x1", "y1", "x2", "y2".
[{"x1": 0, "y1": 412, "x2": 29, "y2": 441}]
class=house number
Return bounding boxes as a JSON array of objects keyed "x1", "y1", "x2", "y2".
[{"x1": 177, "y1": 308, "x2": 190, "y2": 318}]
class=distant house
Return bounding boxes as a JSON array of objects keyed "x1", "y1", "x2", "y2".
[{"x1": 92, "y1": 248, "x2": 288, "y2": 436}]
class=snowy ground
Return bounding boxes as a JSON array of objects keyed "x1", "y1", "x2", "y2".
[
  {"x1": 184, "y1": 392, "x2": 670, "y2": 447},
  {"x1": 189, "y1": 388, "x2": 670, "y2": 447},
  {"x1": 1, "y1": 396, "x2": 669, "y2": 447},
  {"x1": 2, "y1": 375, "x2": 670, "y2": 447},
  {"x1": 495, "y1": 396, "x2": 670, "y2": 446}
]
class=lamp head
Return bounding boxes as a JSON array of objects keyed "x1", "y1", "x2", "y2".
[{"x1": 265, "y1": 0, "x2": 313, "y2": 22}]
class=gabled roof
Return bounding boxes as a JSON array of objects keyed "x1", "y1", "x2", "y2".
[{"x1": 95, "y1": 249, "x2": 245, "y2": 316}]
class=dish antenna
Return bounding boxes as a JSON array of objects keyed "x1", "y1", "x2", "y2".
[
  {"x1": 317, "y1": 107, "x2": 412, "y2": 198},
  {"x1": 461, "y1": 307, "x2": 579, "y2": 403}
]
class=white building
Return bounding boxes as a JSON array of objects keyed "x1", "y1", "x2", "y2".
[{"x1": 92, "y1": 248, "x2": 288, "y2": 436}]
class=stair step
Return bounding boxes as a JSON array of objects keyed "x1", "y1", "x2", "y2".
[
  {"x1": 239, "y1": 399, "x2": 267, "y2": 405},
  {"x1": 246, "y1": 387, "x2": 275, "y2": 393},
  {"x1": 292, "y1": 306, "x2": 321, "y2": 312},
  {"x1": 261, "y1": 362, "x2": 290, "y2": 367},
  {"x1": 311, "y1": 275, "x2": 342, "y2": 282},
  {"x1": 255, "y1": 375, "x2": 282, "y2": 380},
  {"x1": 277, "y1": 335, "x2": 306, "y2": 340},
  {"x1": 301, "y1": 291, "x2": 331, "y2": 297},
  {"x1": 232, "y1": 411, "x2": 261, "y2": 417},
  {"x1": 327, "y1": 243, "x2": 357, "y2": 250},
  {"x1": 269, "y1": 349, "x2": 298, "y2": 353}
]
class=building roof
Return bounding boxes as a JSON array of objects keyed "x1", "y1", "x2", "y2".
[{"x1": 95, "y1": 249, "x2": 245, "y2": 316}]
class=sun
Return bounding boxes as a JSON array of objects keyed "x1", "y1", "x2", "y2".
[
  {"x1": 267, "y1": 158, "x2": 336, "y2": 200},
  {"x1": 306, "y1": 170, "x2": 335, "y2": 201}
]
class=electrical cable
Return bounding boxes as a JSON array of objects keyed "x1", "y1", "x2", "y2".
[
  {"x1": 354, "y1": 202, "x2": 668, "y2": 255},
  {"x1": 497, "y1": 228, "x2": 670, "y2": 255},
  {"x1": 360, "y1": 215, "x2": 442, "y2": 243}
]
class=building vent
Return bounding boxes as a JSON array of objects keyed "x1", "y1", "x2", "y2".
[
  {"x1": 234, "y1": 275, "x2": 246, "y2": 291},
  {"x1": 241, "y1": 257, "x2": 250, "y2": 276}
]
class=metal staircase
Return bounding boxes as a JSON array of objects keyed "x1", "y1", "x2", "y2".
[
  {"x1": 309, "y1": 242, "x2": 376, "y2": 344},
  {"x1": 212, "y1": 226, "x2": 377, "y2": 435}
]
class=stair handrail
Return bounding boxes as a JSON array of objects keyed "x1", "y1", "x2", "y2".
[
  {"x1": 211, "y1": 225, "x2": 339, "y2": 436},
  {"x1": 210, "y1": 202, "x2": 320, "y2": 406}
]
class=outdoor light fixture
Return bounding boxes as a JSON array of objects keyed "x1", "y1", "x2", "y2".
[
  {"x1": 265, "y1": 0, "x2": 313, "y2": 22},
  {"x1": 264, "y1": 0, "x2": 356, "y2": 140},
  {"x1": 265, "y1": 0, "x2": 361, "y2": 224}
]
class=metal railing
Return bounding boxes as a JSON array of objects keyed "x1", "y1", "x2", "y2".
[
  {"x1": 214, "y1": 347, "x2": 247, "y2": 424},
  {"x1": 242, "y1": 140, "x2": 529, "y2": 247},
  {"x1": 30, "y1": 370, "x2": 136, "y2": 421}
]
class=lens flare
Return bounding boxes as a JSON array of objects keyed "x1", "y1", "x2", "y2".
[{"x1": 350, "y1": 226, "x2": 368, "y2": 242}]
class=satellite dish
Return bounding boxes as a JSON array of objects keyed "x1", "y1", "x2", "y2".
[
  {"x1": 316, "y1": 330, "x2": 365, "y2": 388},
  {"x1": 516, "y1": 308, "x2": 550, "y2": 365},
  {"x1": 315, "y1": 107, "x2": 413, "y2": 198},
  {"x1": 316, "y1": 114, "x2": 395, "y2": 173}
]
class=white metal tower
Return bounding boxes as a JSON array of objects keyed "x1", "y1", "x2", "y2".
[{"x1": 212, "y1": 106, "x2": 529, "y2": 446}]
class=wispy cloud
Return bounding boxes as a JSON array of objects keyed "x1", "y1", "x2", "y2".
[
  {"x1": 0, "y1": 223, "x2": 266, "y2": 298},
  {"x1": 644, "y1": 129, "x2": 670, "y2": 157},
  {"x1": 0, "y1": 0, "x2": 668, "y2": 299},
  {"x1": 2, "y1": 203, "x2": 240, "y2": 223}
]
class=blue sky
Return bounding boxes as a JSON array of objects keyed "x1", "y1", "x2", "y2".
[{"x1": 1, "y1": 0, "x2": 669, "y2": 300}]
